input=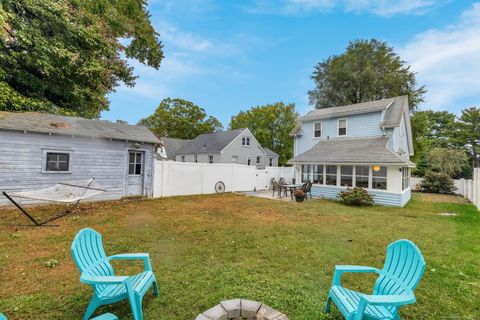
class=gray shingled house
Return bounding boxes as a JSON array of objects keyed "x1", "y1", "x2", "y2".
[
  {"x1": 0, "y1": 112, "x2": 160, "y2": 205},
  {"x1": 172, "y1": 128, "x2": 279, "y2": 169}
]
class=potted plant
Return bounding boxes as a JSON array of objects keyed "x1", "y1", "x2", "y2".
[{"x1": 294, "y1": 189, "x2": 305, "y2": 202}]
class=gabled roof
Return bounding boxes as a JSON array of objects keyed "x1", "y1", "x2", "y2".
[
  {"x1": 176, "y1": 128, "x2": 246, "y2": 155},
  {"x1": 289, "y1": 136, "x2": 414, "y2": 166},
  {"x1": 0, "y1": 111, "x2": 160, "y2": 144},
  {"x1": 162, "y1": 137, "x2": 190, "y2": 160},
  {"x1": 298, "y1": 95, "x2": 408, "y2": 128},
  {"x1": 263, "y1": 147, "x2": 278, "y2": 157}
]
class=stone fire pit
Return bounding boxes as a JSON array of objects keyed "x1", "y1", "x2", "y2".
[{"x1": 195, "y1": 299, "x2": 288, "y2": 320}]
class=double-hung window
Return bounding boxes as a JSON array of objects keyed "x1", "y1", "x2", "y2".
[
  {"x1": 268, "y1": 157, "x2": 273, "y2": 166},
  {"x1": 256, "y1": 156, "x2": 262, "y2": 164},
  {"x1": 338, "y1": 119, "x2": 347, "y2": 136},
  {"x1": 355, "y1": 166, "x2": 369, "y2": 188},
  {"x1": 208, "y1": 155, "x2": 214, "y2": 163},
  {"x1": 326, "y1": 165, "x2": 337, "y2": 185},
  {"x1": 340, "y1": 166, "x2": 353, "y2": 187},
  {"x1": 313, "y1": 122, "x2": 322, "y2": 138},
  {"x1": 372, "y1": 166, "x2": 387, "y2": 190},
  {"x1": 313, "y1": 165, "x2": 324, "y2": 184}
]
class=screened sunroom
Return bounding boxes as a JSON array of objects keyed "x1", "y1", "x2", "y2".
[{"x1": 290, "y1": 137, "x2": 415, "y2": 207}]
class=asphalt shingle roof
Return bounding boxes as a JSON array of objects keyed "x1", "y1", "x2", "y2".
[
  {"x1": 176, "y1": 128, "x2": 245, "y2": 155},
  {"x1": 162, "y1": 137, "x2": 189, "y2": 159},
  {"x1": 298, "y1": 95, "x2": 408, "y2": 127},
  {"x1": 289, "y1": 137, "x2": 414, "y2": 165},
  {"x1": 0, "y1": 111, "x2": 160, "y2": 144},
  {"x1": 263, "y1": 147, "x2": 278, "y2": 157}
]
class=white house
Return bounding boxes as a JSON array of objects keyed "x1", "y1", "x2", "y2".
[{"x1": 290, "y1": 96, "x2": 414, "y2": 207}]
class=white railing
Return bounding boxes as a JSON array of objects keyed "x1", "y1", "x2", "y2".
[
  {"x1": 153, "y1": 160, "x2": 295, "y2": 198},
  {"x1": 410, "y1": 168, "x2": 480, "y2": 210}
]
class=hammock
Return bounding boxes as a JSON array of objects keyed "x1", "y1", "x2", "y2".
[{"x1": 2, "y1": 178, "x2": 106, "y2": 226}]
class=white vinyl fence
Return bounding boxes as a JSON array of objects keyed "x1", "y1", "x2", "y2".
[
  {"x1": 153, "y1": 161, "x2": 295, "y2": 198},
  {"x1": 410, "y1": 168, "x2": 480, "y2": 210}
]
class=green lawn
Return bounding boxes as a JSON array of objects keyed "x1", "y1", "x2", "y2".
[{"x1": 0, "y1": 193, "x2": 479, "y2": 319}]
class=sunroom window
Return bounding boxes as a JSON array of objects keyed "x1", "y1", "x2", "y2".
[
  {"x1": 340, "y1": 166, "x2": 353, "y2": 187},
  {"x1": 372, "y1": 166, "x2": 387, "y2": 190},
  {"x1": 355, "y1": 166, "x2": 369, "y2": 188},
  {"x1": 301, "y1": 165, "x2": 310, "y2": 183},
  {"x1": 402, "y1": 167, "x2": 410, "y2": 190},
  {"x1": 326, "y1": 165, "x2": 337, "y2": 186},
  {"x1": 313, "y1": 165, "x2": 324, "y2": 184}
]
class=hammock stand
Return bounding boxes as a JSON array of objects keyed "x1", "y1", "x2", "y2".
[{"x1": 2, "y1": 178, "x2": 106, "y2": 226}]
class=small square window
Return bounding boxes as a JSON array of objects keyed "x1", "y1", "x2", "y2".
[{"x1": 46, "y1": 152, "x2": 70, "y2": 172}]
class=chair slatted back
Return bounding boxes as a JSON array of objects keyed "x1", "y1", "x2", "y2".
[
  {"x1": 374, "y1": 239, "x2": 426, "y2": 313},
  {"x1": 71, "y1": 228, "x2": 115, "y2": 289},
  {"x1": 272, "y1": 180, "x2": 280, "y2": 190}
]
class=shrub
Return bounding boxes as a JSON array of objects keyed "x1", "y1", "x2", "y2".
[
  {"x1": 420, "y1": 171, "x2": 456, "y2": 194},
  {"x1": 338, "y1": 188, "x2": 374, "y2": 206}
]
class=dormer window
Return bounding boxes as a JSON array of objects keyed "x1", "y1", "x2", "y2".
[
  {"x1": 242, "y1": 136, "x2": 251, "y2": 146},
  {"x1": 338, "y1": 119, "x2": 347, "y2": 136},
  {"x1": 313, "y1": 122, "x2": 322, "y2": 138}
]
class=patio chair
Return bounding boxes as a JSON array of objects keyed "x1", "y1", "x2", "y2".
[
  {"x1": 304, "y1": 181, "x2": 313, "y2": 199},
  {"x1": 325, "y1": 239, "x2": 426, "y2": 320},
  {"x1": 0, "y1": 313, "x2": 6, "y2": 320},
  {"x1": 278, "y1": 179, "x2": 288, "y2": 198},
  {"x1": 71, "y1": 228, "x2": 159, "y2": 320}
]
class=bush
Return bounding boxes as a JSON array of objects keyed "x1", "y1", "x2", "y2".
[
  {"x1": 420, "y1": 171, "x2": 455, "y2": 194},
  {"x1": 338, "y1": 188, "x2": 374, "y2": 206}
]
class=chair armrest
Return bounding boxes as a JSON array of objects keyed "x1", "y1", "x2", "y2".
[
  {"x1": 80, "y1": 275, "x2": 129, "y2": 285},
  {"x1": 363, "y1": 293, "x2": 416, "y2": 306},
  {"x1": 355, "y1": 294, "x2": 415, "y2": 320},
  {"x1": 332, "y1": 265, "x2": 379, "y2": 286},
  {"x1": 109, "y1": 253, "x2": 152, "y2": 271}
]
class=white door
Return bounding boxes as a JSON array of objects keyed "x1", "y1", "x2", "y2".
[{"x1": 126, "y1": 151, "x2": 145, "y2": 196}]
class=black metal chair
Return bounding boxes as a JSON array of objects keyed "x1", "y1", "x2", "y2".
[{"x1": 303, "y1": 181, "x2": 313, "y2": 199}]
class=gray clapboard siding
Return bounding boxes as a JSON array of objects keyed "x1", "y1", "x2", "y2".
[{"x1": 0, "y1": 130, "x2": 155, "y2": 206}]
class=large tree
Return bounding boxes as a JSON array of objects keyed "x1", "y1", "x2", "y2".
[
  {"x1": 308, "y1": 39, "x2": 425, "y2": 110},
  {"x1": 450, "y1": 107, "x2": 480, "y2": 167},
  {"x1": 229, "y1": 102, "x2": 298, "y2": 166},
  {"x1": 0, "y1": 0, "x2": 163, "y2": 118},
  {"x1": 139, "y1": 98, "x2": 223, "y2": 139}
]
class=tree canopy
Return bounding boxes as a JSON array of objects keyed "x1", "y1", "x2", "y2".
[
  {"x1": 0, "y1": 0, "x2": 163, "y2": 118},
  {"x1": 308, "y1": 39, "x2": 425, "y2": 110},
  {"x1": 229, "y1": 102, "x2": 298, "y2": 166},
  {"x1": 139, "y1": 98, "x2": 223, "y2": 139}
]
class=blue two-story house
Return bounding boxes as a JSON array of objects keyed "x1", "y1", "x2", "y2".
[{"x1": 289, "y1": 95, "x2": 414, "y2": 207}]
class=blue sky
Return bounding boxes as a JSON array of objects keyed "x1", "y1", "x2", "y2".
[{"x1": 102, "y1": 0, "x2": 480, "y2": 127}]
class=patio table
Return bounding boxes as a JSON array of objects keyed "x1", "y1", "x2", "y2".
[{"x1": 283, "y1": 183, "x2": 304, "y2": 199}]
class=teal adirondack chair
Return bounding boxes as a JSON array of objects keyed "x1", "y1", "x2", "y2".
[
  {"x1": 71, "y1": 228, "x2": 159, "y2": 320},
  {"x1": 0, "y1": 313, "x2": 6, "y2": 320},
  {"x1": 325, "y1": 239, "x2": 426, "y2": 320}
]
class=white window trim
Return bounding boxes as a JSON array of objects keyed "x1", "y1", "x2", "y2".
[
  {"x1": 208, "y1": 155, "x2": 214, "y2": 163},
  {"x1": 256, "y1": 156, "x2": 262, "y2": 164},
  {"x1": 232, "y1": 155, "x2": 238, "y2": 163},
  {"x1": 242, "y1": 136, "x2": 252, "y2": 147},
  {"x1": 371, "y1": 166, "x2": 388, "y2": 190},
  {"x1": 247, "y1": 157, "x2": 252, "y2": 165},
  {"x1": 313, "y1": 121, "x2": 322, "y2": 139},
  {"x1": 337, "y1": 118, "x2": 348, "y2": 137},
  {"x1": 41, "y1": 149, "x2": 73, "y2": 174},
  {"x1": 268, "y1": 157, "x2": 273, "y2": 166},
  {"x1": 127, "y1": 150, "x2": 145, "y2": 176}
]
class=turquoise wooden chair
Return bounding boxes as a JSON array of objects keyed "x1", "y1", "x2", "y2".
[
  {"x1": 325, "y1": 239, "x2": 426, "y2": 320},
  {"x1": 71, "y1": 228, "x2": 159, "y2": 320},
  {"x1": 0, "y1": 313, "x2": 6, "y2": 320}
]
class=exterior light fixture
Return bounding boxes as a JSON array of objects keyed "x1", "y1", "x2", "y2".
[{"x1": 372, "y1": 165, "x2": 381, "y2": 172}]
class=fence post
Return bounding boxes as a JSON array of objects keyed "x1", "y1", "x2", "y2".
[{"x1": 474, "y1": 168, "x2": 479, "y2": 210}]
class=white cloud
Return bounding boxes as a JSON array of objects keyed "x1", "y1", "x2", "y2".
[
  {"x1": 247, "y1": 0, "x2": 446, "y2": 16},
  {"x1": 399, "y1": 3, "x2": 480, "y2": 108}
]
